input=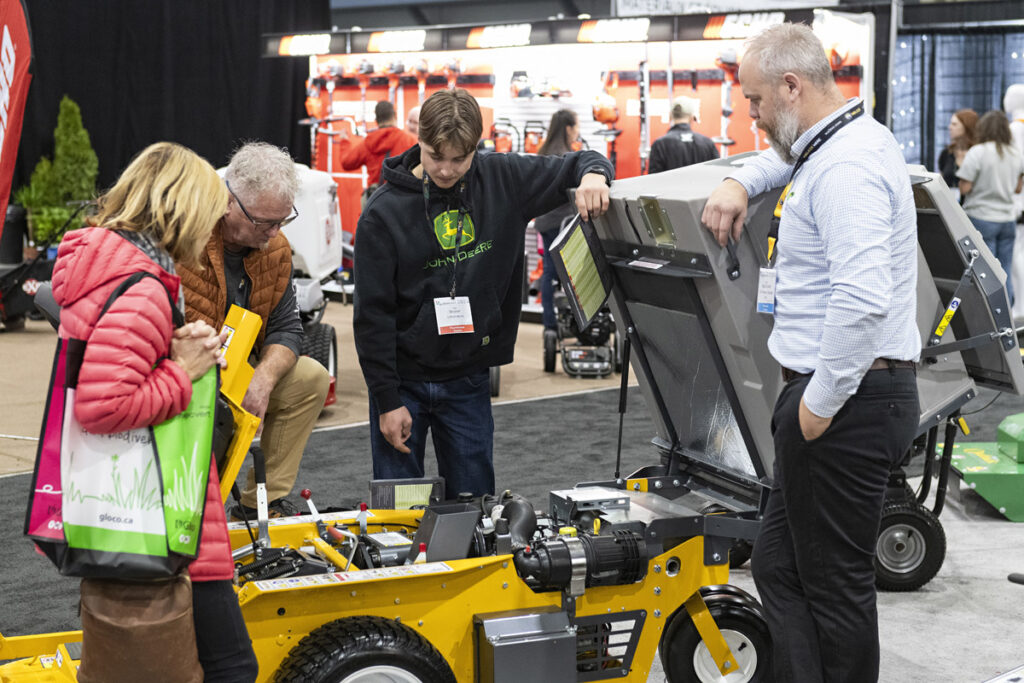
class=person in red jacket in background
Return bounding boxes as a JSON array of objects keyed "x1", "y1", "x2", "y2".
[
  {"x1": 52, "y1": 142, "x2": 258, "y2": 682},
  {"x1": 338, "y1": 100, "x2": 417, "y2": 186}
]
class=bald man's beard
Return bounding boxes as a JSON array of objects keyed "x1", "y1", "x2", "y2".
[{"x1": 762, "y1": 101, "x2": 801, "y2": 165}]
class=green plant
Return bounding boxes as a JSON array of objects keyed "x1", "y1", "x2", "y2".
[{"x1": 15, "y1": 95, "x2": 98, "y2": 247}]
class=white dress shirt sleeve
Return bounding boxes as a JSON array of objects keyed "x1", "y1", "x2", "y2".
[
  {"x1": 727, "y1": 148, "x2": 793, "y2": 198},
  {"x1": 801, "y1": 161, "x2": 898, "y2": 417}
]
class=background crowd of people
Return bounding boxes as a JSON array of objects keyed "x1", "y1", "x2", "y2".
[{"x1": 937, "y1": 103, "x2": 1024, "y2": 310}]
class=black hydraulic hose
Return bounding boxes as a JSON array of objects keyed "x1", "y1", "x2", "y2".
[
  {"x1": 932, "y1": 420, "x2": 958, "y2": 517},
  {"x1": 500, "y1": 497, "x2": 537, "y2": 548}
]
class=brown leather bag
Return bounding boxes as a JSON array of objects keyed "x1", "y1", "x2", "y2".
[{"x1": 77, "y1": 574, "x2": 203, "y2": 683}]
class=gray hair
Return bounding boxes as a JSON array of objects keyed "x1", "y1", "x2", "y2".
[
  {"x1": 745, "y1": 23, "x2": 834, "y2": 89},
  {"x1": 224, "y1": 142, "x2": 299, "y2": 204}
]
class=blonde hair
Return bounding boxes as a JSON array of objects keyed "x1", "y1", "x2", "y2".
[{"x1": 92, "y1": 142, "x2": 227, "y2": 266}]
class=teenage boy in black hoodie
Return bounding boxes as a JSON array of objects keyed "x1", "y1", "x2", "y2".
[{"x1": 353, "y1": 88, "x2": 614, "y2": 497}]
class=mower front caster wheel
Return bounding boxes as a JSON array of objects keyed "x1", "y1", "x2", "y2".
[{"x1": 660, "y1": 586, "x2": 771, "y2": 682}]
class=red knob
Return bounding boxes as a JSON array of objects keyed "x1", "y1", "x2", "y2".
[
  {"x1": 360, "y1": 502, "x2": 368, "y2": 511},
  {"x1": 300, "y1": 489, "x2": 312, "y2": 500}
]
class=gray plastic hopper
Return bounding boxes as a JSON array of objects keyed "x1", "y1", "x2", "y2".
[{"x1": 592, "y1": 152, "x2": 1024, "y2": 511}]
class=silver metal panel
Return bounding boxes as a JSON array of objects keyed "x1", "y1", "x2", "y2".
[
  {"x1": 474, "y1": 609, "x2": 576, "y2": 683},
  {"x1": 597, "y1": 153, "x2": 1018, "y2": 493}
]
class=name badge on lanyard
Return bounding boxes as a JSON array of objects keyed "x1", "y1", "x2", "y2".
[
  {"x1": 757, "y1": 268, "x2": 777, "y2": 315},
  {"x1": 758, "y1": 100, "x2": 864, "y2": 317},
  {"x1": 434, "y1": 296, "x2": 474, "y2": 335}
]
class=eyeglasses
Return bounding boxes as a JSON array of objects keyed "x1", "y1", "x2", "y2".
[{"x1": 226, "y1": 180, "x2": 298, "y2": 230}]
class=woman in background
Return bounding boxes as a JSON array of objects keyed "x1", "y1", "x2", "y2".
[
  {"x1": 534, "y1": 109, "x2": 581, "y2": 354},
  {"x1": 938, "y1": 108, "x2": 978, "y2": 189},
  {"x1": 51, "y1": 142, "x2": 258, "y2": 682},
  {"x1": 958, "y1": 111, "x2": 1024, "y2": 304}
]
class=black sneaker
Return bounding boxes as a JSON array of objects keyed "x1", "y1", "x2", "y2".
[{"x1": 229, "y1": 498, "x2": 301, "y2": 522}]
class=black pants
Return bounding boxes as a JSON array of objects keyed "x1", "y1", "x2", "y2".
[
  {"x1": 192, "y1": 579, "x2": 259, "y2": 682},
  {"x1": 752, "y1": 368, "x2": 918, "y2": 683}
]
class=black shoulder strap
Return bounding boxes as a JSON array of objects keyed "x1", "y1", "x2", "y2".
[{"x1": 98, "y1": 272, "x2": 184, "y2": 328}]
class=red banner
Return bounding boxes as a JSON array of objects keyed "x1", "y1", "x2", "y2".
[{"x1": 0, "y1": 0, "x2": 32, "y2": 235}]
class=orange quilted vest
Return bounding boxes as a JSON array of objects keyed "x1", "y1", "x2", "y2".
[{"x1": 176, "y1": 222, "x2": 293, "y2": 356}]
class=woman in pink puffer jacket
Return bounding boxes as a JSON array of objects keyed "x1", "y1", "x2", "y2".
[{"x1": 51, "y1": 141, "x2": 257, "y2": 682}]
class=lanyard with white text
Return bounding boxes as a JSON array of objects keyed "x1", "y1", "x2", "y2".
[
  {"x1": 768, "y1": 100, "x2": 865, "y2": 263},
  {"x1": 423, "y1": 175, "x2": 466, "y2": 298}
]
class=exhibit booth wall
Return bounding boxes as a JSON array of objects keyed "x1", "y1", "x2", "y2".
[
  {"x1": 293, "y1": 9, "x2": 873, "y2": 236},
  {"x1": 13, "y1": 0, "x2": 330, "y2": 191},
  {"x1": 892, "y1": 31, "x2": 1024, "y2": 171}
]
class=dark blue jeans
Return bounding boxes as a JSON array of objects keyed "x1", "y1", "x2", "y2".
[
  {"x1": 192, "y1": 579, "x2": 258, "y2": 682},
  {"x1": 540, "y1": 228, "x2": 559, "y2": 331},
  {"x1": 369, "y1": 370, "x2": 495, "y2": 497},
  {"x1": 752, "y1": 367, "x2": 918, "y2": 683},
  {"x1": 969, "y1": 215, "x2": 1016, "y2": 304}
]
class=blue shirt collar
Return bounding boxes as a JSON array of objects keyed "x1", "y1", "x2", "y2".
[{"x1": 789, "y1": 97, "x2": 861, "y2": 160}]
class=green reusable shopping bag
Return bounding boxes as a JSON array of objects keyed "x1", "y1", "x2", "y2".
[
  {"x1": 154, "y1": 368, "x2": 216, "y2": 557},
  {"x1": 37, "y1": 272, "x2": 218, "y2": 579}
]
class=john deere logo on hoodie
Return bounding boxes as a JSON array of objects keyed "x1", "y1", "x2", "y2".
[{"x1": 433, "y1": 210, "x2": 475, "y2": 250}]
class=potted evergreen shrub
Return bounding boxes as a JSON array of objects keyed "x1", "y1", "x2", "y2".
[{"x1": 14, "y1": 95, "x2": 98, "y2": 251}]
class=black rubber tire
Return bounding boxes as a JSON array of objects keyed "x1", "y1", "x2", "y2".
[
  {"x1": 882, "y1": 481, "x2": 918, "y2": 505},
  {"x1": 273, "y1": 615, "x2": 456, "y2": 683},
  {"x1": 300, "y1": 300, "x2": 327, "y2": 326},
  {"x1": 0, "y1": 314, "x2": 25, "y2": 331},
  {"x1": 875, "y1": 501, "x2": 946, "y2": 592},
  {"x1": 302, "y1": 322, "x2": 337, "y2": 379},
  {"x1": 729, "y1": 539, "x2": 754, "y2": 569},
  {"x1": 543, "y1": 330, "x2": 557, "y2": 373},
  {"x1": 489, "y1": 366, "x2": 500, "y2": 397},
  {"x1": 660, "y1": 590, "x2": 771, "y2": 682}
]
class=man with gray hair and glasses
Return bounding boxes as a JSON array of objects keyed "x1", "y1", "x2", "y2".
[
  {"x1": 177, "y1": 141, "x2": 330, "y2": 521},
  {"x1": 702, "y1": 23, "x2": 920, "y2": 682}
]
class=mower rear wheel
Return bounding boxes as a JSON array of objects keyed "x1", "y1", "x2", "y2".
[
  {"x1": 543, "y1": 329, "x2": 558, "y2": 373},
  {"x1": 303, "y1": 322, "x2": 338, "y2": 380},
  {"x1": 660, "y1": 587, "x2": 771, "y2": 682},
  {"x1": 875, "y1": 501, "x2": 945, "y2": 591},
  {"x1": 273, "y1": 615, "x2": 455, "y2": 683}
]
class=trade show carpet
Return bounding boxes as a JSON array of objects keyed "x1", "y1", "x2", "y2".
[{"x1": 2, "y1": 387, "x2": 1024, "y2": 681}]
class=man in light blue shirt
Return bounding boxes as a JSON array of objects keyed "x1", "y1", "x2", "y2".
[{"x1": 702, "y1": 23, "x2": 920, "y2": 683}]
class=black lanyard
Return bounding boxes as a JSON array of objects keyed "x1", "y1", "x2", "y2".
[
  {"x1": 769, "y1": 100, "x2": 865, "y2": 261},
  {"x1": 423, "y1": 175, "x2": 466, "y2": 298}
]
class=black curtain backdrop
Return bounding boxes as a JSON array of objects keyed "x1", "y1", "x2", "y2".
[{"x1": 14, "y1": 0, "x2": 329, "y2": 193}]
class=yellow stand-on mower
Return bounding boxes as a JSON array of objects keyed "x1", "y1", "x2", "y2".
[
  {"x1": 9, "y1": 152, "x2": 1016, "y2": 682},
  {"x1": 0, "y1": 300, "x2": 769, "y2": 682}
]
